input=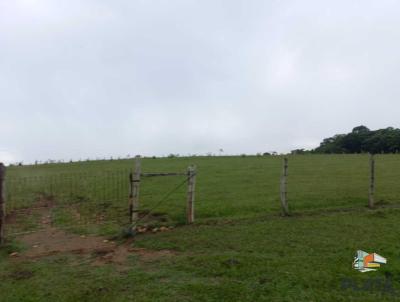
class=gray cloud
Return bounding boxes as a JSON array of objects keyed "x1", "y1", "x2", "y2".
[{"x1": 1, "y1": 0, "x2": 400, "y2": 163}]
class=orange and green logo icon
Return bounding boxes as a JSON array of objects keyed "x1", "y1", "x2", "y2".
[{"x1": 353, "y1": 250, "x2": 387, "y2": 273}]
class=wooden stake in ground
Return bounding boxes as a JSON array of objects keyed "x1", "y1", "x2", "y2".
[
  {"x1": 0, "y1": 163, "x2": 6, "y2": 245},
  {"x1": 130, "y1": 156, "x2": 141, "y2": 226},
  {"x1": 369, "y1": 154, "x2": 375, "y2": 209},
  {"x1": 280, "y1": 158, "x2": 289, "y2": 216},
  {"x1": 186, "y1": 165, "x2": 196, "y2": 224}
]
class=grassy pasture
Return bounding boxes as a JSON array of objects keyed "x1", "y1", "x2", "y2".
[{"x1": 1, "y1": 154, "x2": 400, "y2": 301}]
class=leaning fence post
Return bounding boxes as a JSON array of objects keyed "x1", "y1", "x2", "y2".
[
  {"x1": 369, "y1": 154, "x2": 375, "y2": 209},
  {"x1": 186, "y1": 165, "x2": 196, "y2": 224},
  {"x1": 280, "y1": 158, "x2": 289, "y2": 216},
  {"x1": 0, "y1": 163, "x2": 6, "y2": 245},
  {"x1": 130, "y1": 156, "x2": 141, "y2": 227}
]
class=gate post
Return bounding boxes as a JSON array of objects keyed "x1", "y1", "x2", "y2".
[
  {"x1": 369, "y1": 154, "x2": 375, "y2": 209},
  {"x1": 186, "y1": 165, "x2": 196, "y2": 224},
  {"x1": 280, "y1": 158, "x2": 289, "y2": 216},
  {"x1": 0, "y1": 163, "x2": 6, "y2": 245},
  {"x1": 130, "y1": 156, "x2": 141, "y2": 227}
]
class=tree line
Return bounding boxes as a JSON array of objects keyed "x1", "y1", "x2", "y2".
[{"x1": 293, "y1": 126, "x2": 400, "y2": 154}]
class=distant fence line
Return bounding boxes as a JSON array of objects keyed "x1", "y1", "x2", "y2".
[{"x1": 8, "y1": 152, "x2": 285, "y2": 167}]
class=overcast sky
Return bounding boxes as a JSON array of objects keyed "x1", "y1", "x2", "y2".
[{"x1": 1, "y1": 0, "x2": 400, "y2": 164}]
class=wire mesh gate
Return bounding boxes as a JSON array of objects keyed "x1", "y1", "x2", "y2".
[
  {"x1": 0, "y1": 159, "x2": 196, "y2": 242},
  {"x1": 4, "y1": 169, "x2": 131, "y2": 236}
]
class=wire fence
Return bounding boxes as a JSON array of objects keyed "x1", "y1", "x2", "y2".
[
  {"x1": 3, "y1": 154, "x2": 400, "y2": 240},
  {"x1": 280, "y1": 154, "x2": 400, "y2": 214},
  {"x1": 4, "y1": 170, "x2": 132, "y2": 236},
  {"x1": 6, "y1": 170, "x2": 131, "y2": 210},
  {"x1": 3, "y1": 167, "x2": 191, "y2": 237}
]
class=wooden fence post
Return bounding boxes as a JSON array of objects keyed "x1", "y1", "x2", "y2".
[
  {"x1": 369, "y1": 154, "x2": 375, "y2": 209},
  {"x1": 186, "y1": 165, "x2": 196, "y2": 224},
  {"x1": 0, "y1": 163, "x2": 6, "y2": 245},
  {"x1": 130, "y1": 156, "x2": 141, "y2": 227},
  {"x1": 280, "y1": 158, "x2": 289, "y2": 216}
]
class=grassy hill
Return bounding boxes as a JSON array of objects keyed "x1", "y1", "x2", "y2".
[{"x1": 1, "y1": 154, "x2": 400, "y2": 301}]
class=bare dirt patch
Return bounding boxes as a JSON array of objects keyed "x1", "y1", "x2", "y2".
[
  {"x1": 19, "y1": 227, "x2": 115, "y2": 259},
  {"x1": 17, "y1": 228, "x2": 176, "y2": 266},
  {"x1": 6, "y1": 196, "x2": 55, "y2": 224},
  {"x1": 8, "y1": 199, "x2": 177, "y2": 266}
]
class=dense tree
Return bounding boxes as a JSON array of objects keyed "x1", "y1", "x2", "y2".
[{"x1": 313, "y1": 126, "x2": 400, "y2": 154}]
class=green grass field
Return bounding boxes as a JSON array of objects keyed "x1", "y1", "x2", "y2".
[{"x1": 2, "y1": 154, "x2": 400, "y2": 301}]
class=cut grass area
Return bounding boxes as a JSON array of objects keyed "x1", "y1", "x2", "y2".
[{"x1": 1, "y1": 207, "x2": 400, "y2": 301}]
